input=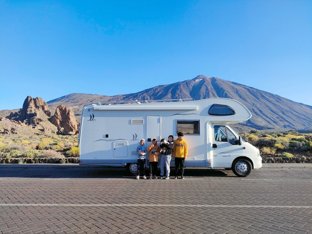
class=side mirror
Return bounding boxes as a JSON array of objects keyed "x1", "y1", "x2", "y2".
[{"x1": 235, "y1": 136, "x2": 242, "y2": 145}]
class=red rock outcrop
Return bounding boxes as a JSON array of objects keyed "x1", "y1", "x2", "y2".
[
  {"x1": 50, "y1": 105, "x2": 78, "y2": 135},
  {"x1": 8, "y1": 96, "x2": 51, "y2": 126}
]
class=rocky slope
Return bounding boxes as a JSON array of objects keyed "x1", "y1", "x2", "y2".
[{"x1": 5, "y1": 96, "x2": 78, "y2": 135}]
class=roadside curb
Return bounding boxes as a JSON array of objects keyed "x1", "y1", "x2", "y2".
[{"x1": 262, "y1": 163, "x2": 312, "y2": 168}]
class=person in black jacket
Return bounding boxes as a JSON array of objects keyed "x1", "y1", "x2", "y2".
[{"x1": 159, "y1": 135, "x2": 174, "y2": 179}]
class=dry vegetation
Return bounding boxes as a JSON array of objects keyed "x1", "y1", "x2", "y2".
[
  {"x1": 0, "y1": 131, "x2": 79, "y2": 164},
  {"x1": 0, "y1": 109, "x2": 79, "y2": 163},
  {"x1": 242, "y1": 131, "x2": 312, "y2": 163}
]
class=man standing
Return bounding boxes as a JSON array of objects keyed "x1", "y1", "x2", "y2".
[{"x1": 173, "y1": 132, "x2": 188, "y2": 179}]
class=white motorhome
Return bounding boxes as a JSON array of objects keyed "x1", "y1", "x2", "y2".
[{"x1": 79, "y1": 98, "x2": 262, "y2": 177}]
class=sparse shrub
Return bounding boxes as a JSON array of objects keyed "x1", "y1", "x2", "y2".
[
  {"x1": 247, "y1": 134, "x2": 259, "y2": 144},
  {"x1": 261, "y1": 147, "x2": 276, "y2": 155},
  {"x1": 282, "y1": 152, "x2": 294, "y2": 158},
  {"x1": 9, "y1": 149, "x2": 23, "y2": 158},
  {"x1": 21, "y1": 140, "x2": 31, "y2": 146},
  {"x1": 287, "y1": 133, "x2": 304, "y2": 140},
  {"x1": 52, "y1": 141, "x2": 65, "y2": 151},
  {"x1": 67, "y1": 146, "x2": 79, "y2": 157},
  {"x1": 0, "y1": 141, "x2": 5, "y2": 150},
  {"x1": 25, "y1": 150, "x2": 39, "y2": 158},
  {"x1": 37, "y1": 150, "x2": 64, "y2": 158},
  {"x1": 34, "y1": 150, "x2": 65, "y2": 163},
  {"x1": 37, "y1": 138, "x2": 53, "y2": 150},
  {"x1": 274, "y1": 143, "x2": 285, "y2": 150}
]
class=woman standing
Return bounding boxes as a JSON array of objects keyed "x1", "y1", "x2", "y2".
[{"x1": 147, "y1": 139, "x2": 160, "y2": 179}]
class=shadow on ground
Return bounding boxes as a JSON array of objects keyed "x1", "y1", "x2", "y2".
[{"x1": 0, "y1": 165, "x2": 229, "y2": 179}]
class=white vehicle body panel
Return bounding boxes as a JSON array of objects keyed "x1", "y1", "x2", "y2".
[{"x1": 79, "y1": 98, "x2": 262, "y2": 170}]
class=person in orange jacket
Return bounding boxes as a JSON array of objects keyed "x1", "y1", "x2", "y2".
[
  {"x1": 147, "y1": 139, "x2": 160, "y2": 179},
  {"x1": 173, "y1": 132, "x2": 188, "y2": 179}
]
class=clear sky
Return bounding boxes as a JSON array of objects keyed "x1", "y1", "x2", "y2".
[{"x1": 0, "y1": 0, "x2": 311, "y2": 110}]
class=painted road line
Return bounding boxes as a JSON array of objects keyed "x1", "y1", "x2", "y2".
[{"x1": 0, "y1": 204, "x2": 312, "y2": 208}]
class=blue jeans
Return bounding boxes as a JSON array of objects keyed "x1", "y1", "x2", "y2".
[{"x1": 160, "y1": 154, "x2": 172, "y2": 177}]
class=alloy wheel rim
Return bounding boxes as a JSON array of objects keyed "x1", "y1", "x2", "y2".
[{"x1": 236, "y1": 161, "x2": 248, "y2": 175}]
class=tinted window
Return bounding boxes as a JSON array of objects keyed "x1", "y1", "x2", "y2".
[
  {"x1": 177, "y1": 120, "x2": 200, "y2": 135},
  {"x1": 208, "y1": 104, "x2": 235, "y2": 116}
]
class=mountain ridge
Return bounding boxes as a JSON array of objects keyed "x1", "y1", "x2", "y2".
[{"x1": 45, "y1": 75, "x2": 312, "y2": 130}]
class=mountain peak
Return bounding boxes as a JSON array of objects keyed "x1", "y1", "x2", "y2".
[{"x1": 48, "y1": 75, "x2": 312, "y2": 131}]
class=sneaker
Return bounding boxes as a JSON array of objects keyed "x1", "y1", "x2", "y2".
[
  {"x1": 165, "y1": 177, "x2": 169, "y2": 180},
  {"x1": 153, "y1": 176, "x2": 158, "y2": 179},
  {"x1": 181, "y1": 176, "x2": 185, "y2": 180},
  {"x1": 143, "y1": 176, "x2": 147, "y2": 180},
  {"x1": 136, "y1": 175, "x2": 140, "y2": 180},
  {"x1": 149, "y1": 176, "x2": 153, "y2": 180},
  {"x1": 174, "y1": 177, "x2": 178, "y2": 180}
]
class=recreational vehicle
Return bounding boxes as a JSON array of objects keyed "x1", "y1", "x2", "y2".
[{"x1": 79, "y1": 98, "x2": 262, "y2": 177}]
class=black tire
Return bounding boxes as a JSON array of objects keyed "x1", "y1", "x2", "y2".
[
  {"x1": 128, "y1": 163, "x2": 138, "y2": 175},
  {"x1": 232, "y1": 159, "x2": 252, "y2": 177}
]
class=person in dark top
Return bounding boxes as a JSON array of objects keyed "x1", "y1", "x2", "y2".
[{"x1": 159, "y1": 135, "x2": 174, "y2": 179}]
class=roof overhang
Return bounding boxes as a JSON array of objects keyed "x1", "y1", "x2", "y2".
[{"x1": 92, "y1": 105, "x2": 199, "y2": 111}]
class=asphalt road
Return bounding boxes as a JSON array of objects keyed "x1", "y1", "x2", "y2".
[{"x1": 0, "y1": 164, "x2": 311, "y2": 233}]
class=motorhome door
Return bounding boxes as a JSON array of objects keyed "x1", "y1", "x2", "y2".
[
  {"x1": 212, "y1": 125, "x2": 241, "y2": 168},
  {"x1": 146, "y1": 116, "x2": 161, "y2": 141}
]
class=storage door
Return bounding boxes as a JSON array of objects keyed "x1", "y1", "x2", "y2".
[
  {"x1": 112, "y1": 140, "x2": 129, "y2": 158},
  {"x1": 146, "y1": 116, "x2": 161, "y2": 141}
]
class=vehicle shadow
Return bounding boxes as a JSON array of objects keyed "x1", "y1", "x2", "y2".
[{"x1": 0, "y1": 165, "x2": 231, "y2": 179}]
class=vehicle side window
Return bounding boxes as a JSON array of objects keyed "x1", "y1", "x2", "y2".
[
  {"x1": 177, "y1": 120, "x2": 200, "y2": 135},
  {"x1": 208, "y1": 104, "x2": 235, "y2": 116},
  {"x1": 214, "y1": 125, "x2": 237, "y2": 144},
  {"x1": 226, "y1": 128, "x2": 237, "y2": 144},
  {"x1": 214, "y1": 126, "x2": 228, "y2": 142}
]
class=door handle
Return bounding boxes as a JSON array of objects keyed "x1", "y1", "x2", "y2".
[{"x1": 212, "y1": 144, "x2": 218, "y2": 148}]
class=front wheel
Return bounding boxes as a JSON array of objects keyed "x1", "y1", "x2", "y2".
[
  {"x1": 232, "y1": 159, "x2": 251, "y2": 177},
  {"x1": 128, "y1": 163, "x2": 138, "y2": 175}
]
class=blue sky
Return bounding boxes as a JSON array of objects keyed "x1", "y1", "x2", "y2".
[{"x1": 0, "y1": 0, "x2": 311, "y2": 110}]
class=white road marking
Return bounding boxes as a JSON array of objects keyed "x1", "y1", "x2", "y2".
[
  {"x1": 0, "y1": 204, "x2": 311, "y2": 208},
  {"x1": 241, "y1": 178, "x2": 274, "y2": 181}
]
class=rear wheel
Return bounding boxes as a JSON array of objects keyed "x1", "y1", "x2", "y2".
[
  {"x1": 128, "y1": 163, "x2": 137, "y2": 175},
  {"x1": 232, "y1": 159, "x2": 251, "y2": 177}
]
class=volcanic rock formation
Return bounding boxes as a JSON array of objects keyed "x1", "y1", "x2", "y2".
[{"x1": 50, "y1": 105, "x2": 78, "y2": 135}]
